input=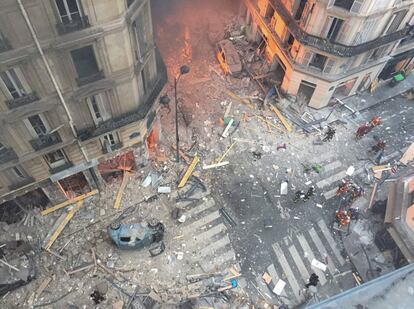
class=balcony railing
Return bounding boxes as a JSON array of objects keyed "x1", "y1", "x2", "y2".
[
  {"x1": 0, "y1": 38, "x2": 12, "y2": 53},
  {"x1": 267, "y1": 0, "x2": 413, "y2": 57},
  {"x1": 77, "y1": 49, "x2": 168, "y2": 141},
  {"x1": 49, "y1": 161, "x2": 73, "y2": 175},
  {"x1": 29, "y1": 132, "x2": 62, "y2": 151},
  {"x1": 9, "y1": 177, "x2": 35, "y2": 191},
  {"x1": 56, "y1": 16, "x2": 90, "y2": 35},
  {"x1": 0, "y1": 148, "x2": 18, "y2": 165},
  {"x1": 6, "y1": 92, "x2": 39, "y2": 109},
  {"x1": 76, "y1": 70, "x2": 105, "y2": 87}
]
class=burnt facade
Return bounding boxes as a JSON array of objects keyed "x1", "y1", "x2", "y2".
[
  {"x1": 241, "y1": 0, "x2": 414, "y2": 108},
  {"x1": 0, "y1": 0, "x2": 167, "y2": 205}
]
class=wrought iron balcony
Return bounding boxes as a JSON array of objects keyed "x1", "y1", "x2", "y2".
[
  {"x1": 0, "y1": 38, "x2": 12, "y2": 53},
  {"x1": 6, "y1": 92, "x2": 39, "y2": 109},
  {"x1": 49, "y1": 161, "x2": 73, "y2": 175},
  {"x1": 76, "y1": 70, "x2": 105, "y2": 87},
  {"x1": 56, "y1": 15, "x2": 90, "y2": 35},
  {"x1": 0, "y1": 148, "x2": 18, "y2": 165},
  {"x1": 9, "y1": 177, "x2": 35, "y2": 191},
  {"x1": 77, "y1": 49, "x2": 168, "y2": 141},
  {"x1": 267, "y1": 0, "x2": 413, "y2": 57},
  {"x1": 29, "y1": 132, "x2": 62, "y2": 151}
]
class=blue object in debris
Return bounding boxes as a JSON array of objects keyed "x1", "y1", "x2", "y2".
[
  {"x1": 231, "y1": 279, "x2": 238, "y2": 288},
  {"x1": 266, "y1": 86, "x2": 277, "y2": 99}
]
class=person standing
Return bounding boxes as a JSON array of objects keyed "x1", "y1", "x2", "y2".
[{"x1": 305, "y1": 273, "x2": 319, "y2": 288}]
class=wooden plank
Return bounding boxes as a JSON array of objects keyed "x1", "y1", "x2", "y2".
[
  {"x1": 400, "y1": 142, "x2": 414, "y2": 165},
  {"x1": 203, "y1": 161, "x2": 229, "y2": 170},
  {"x1": 178, "y1": 155, "x2": 200, "y2": 188},
  {"x1": 223, "y1": 89, "x2": 255, "y2": 109},
  {"x1": 255, "y1": 116, "x2": 283, "y2": 132},
  {"x1": 368, "y1": 182, "x2": 379, "y2": 209},
  {"x1": 114, "y1": 172, "x2": 131, "y2": 209},
  {"x1": 269, "y1": 104, "x2": 293, "y2": 132},
  {"x1": 217, "y1": 142, "x2": 236, "y2": 163},
  {"x1": 44, "y1": 201, "x2": 83, "y2": 250},
  {"x1": 41, "y1": 189, "x2": 98, "y2": 216},
  {"x1": 35, "y1": 277, "x2": 52, "y2": 299}
]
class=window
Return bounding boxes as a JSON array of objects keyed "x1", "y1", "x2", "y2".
[
  {"x1": 326, "y1": 18, "x2": 344, "y2": 42},
  {"x1": 44, "y1": 150, "x2": 67, "y2": 168},
  {"x1": 86, "y1": 93, "x2": 110, "y2": 126},
  {"x1": 55, "y1": 0, "x2": 81, "y2": 24},
  {"x1": 103, "y1": 133, "x2": 116, "y2": 146},
  {"x1": 333, "y1": 0, "x2": 355, "y2": 11},
  {"x1": 71, "y1": 46, "x2": 100, "y2": 79},
  {"x1": 102, "y1": 133, "x2": 119, "y2": 152},
  {"x1": 12, "y1": 166, "x2": 25, "y2": 179},
  {"x1": 27, "y1": 115, "x2": 48, "y2": 136},
  {"x1": 384, "y1": 10, "x2": 408, "y2": 34},
  {"x1": 309, "y1": 54, "x2": 327, "y2": 70},
  {"x1": 132, "y1": 4, "x2": 151, "y2": 60},
  {"x1": 0, "y1": 68, "x2": 28, "y2": 99}
]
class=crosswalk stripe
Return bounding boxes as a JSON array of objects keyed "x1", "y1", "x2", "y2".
[
  {"x1": 314, "y1": 152, "x2": 335, "y2": 164},
  {"x1": 201, "y1": 249, "x2": 236, "y2": 272},
  {"x1": 186, "y1": 199, "x2": 215, "y2": 217},
  {"x1": 180, "y1": 210, "x2": 220, "y2": 234},
  {"x1": 380, "y1": 150, "x2": 400, "y2": 163},
  {"x1": 267, "y1": 264, "x2": 289, "y2": 299},
  {"x1": 316, "y1": 170, "x2": 346, "y2": 188},
  {"x1": 296, "y1": 234, "x2": 327, "y2": 286},
  {"x1": 199, "y1": 235, "x2": 230, "y2": 257},
  {"x1": 255, "y1": 277, "x2": 274, "y2": 301},
  {"x1": 317, "y1": 167, "x2": 364, "y2": 188},
  {"x1": 288, "y1": 245, "x2": 310, "y2": 282},
  {"x1": 308, "y1": 228, "x2": 338, "y2": 276},
  {"x1": 272, "y1": 243, "x2": 302, "y2": 302},
  {"x1": 184, "y1": 223, "x2": 227, "y2": 249},
  {"x1": 323, "y1": 187, "x2": 337, "y2": 200},
  {"x1": 322, "y1": 161, "x2": 342, "y2": 173},
  {"x1": 317, "y1": 220, "x2": 345, "y2": 266}
]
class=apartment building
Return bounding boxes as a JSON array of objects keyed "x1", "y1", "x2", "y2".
[
  {"x1": 0, "y1": 0, "x2": 167, "y2": 208},
  {"x1": 241, "y1": 0, "x2": 414, "y2": 108}
]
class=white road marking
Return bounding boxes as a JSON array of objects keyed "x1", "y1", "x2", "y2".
[
  {"x1": 288, "y1": 245, "x2": 310, "y2": 282},
  {"x1": 323, "y1": 187, "x2": 338, "y2": 200},
  {"x1": 322, "y1": 161, "x2": 342, "y2": 173},
  {"x1": 184, "y1": 223, "x2": 227, "y2": 249},
  {"x1": 199, "y1": 235, "x2": 230, "y2": 257},
  {"x1": 272, "y1": 243, "x2": 302, "y2": 302},
  {"x1": 316, "y1": 170, "x2": 347, "y2": 188},
  {"x1": 317, "y1": 220, "x2": 345, "y2": 266},
  {"x1": 308, "y1": 228, "x2": 338, "y2": 276},
  {"x1": 180, "y1": 210, "x2": 220, "y2": 234},
  {"x1": 186, "y1": 199, "x2": 215, "y2": 217},
  {"x1": 296, "y1": 234, "x2": 327, "y2": 286}
]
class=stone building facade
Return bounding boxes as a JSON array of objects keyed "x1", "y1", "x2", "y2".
[
  {"x1": 0, "y1": 0, "x2": 167, "y2": 207},
  {"x1": 241, "y1": 0, "x2": 414, "y2": 108}
]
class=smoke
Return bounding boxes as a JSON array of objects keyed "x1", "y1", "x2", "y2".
[{"x1": 151, "y1": 0, "x2": 240, "y2": 76}]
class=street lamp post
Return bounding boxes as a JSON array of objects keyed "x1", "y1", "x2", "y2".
[{"x1": 175, "y1": 65, "x2": 190, "y2": 163}]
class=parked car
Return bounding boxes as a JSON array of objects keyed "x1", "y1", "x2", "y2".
[
  {"x1": 216, "y1": 39, "x2": 242, "y2": 76},
  {"x1": 108, "y1": 221, "x2": 164, "y2": 250}
]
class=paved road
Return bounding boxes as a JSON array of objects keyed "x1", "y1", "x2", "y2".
[{"x1": 209, "y1": 95, "x2": 414, "y2": 307}]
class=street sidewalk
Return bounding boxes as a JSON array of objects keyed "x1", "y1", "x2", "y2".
[{"x1": 306, "y1": 73, "x2": 414, "y2": 125}]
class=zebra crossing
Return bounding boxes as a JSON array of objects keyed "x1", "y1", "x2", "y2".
[
  {"x1": 315, "y1": 144, "x2": 407, "y2": 203},
  {"x1": 176, "y1": 196, "x2": 239, "y2": 273},
  {"x1": 258, "y1": 219, "x2": 347, "y2": 306}
]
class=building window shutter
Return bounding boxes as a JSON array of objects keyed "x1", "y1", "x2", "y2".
[
  {"x1": 324, "y1": 59, "x2": 335, "y2": 74},
  {"x1": 336, "y1": 21, "x2": 350, "y2": 44},
  {"x1": 302, "y1": 51, "x2": 313, "y2": 66},
  {"x1": 350, "y1": 0, "x2": 364, "y2": 14}
]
